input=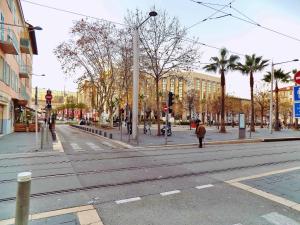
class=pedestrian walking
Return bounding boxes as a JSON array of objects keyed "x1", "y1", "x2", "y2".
[{"x1": 196, "y1": 122, "x2": 206, "y2": 148}]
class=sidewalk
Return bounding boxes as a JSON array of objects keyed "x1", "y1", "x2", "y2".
[
  {"x1": 78, "y1": 124, "x2": 300, "y2": 147},
  {"x1": 0, "y1": 131, "x2": 53, "y2": 154}
]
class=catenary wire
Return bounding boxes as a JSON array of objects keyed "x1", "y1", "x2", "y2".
[
  {"x1": 190, "y1": 0, "x2": 300, "y2": 43},
  {"x1": 21, "y1": 0, "x2": 128, "y2": 27}
]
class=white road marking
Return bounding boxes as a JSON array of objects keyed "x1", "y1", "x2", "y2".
[
  {"x1": 102, "y1": 141, "x2": 114, "y2": 148},
  {"x1": 115, "y1": 197, "x2": 141, "y2": 204},
  {"x1": 195, "y1": 184, "x2": 214, "y2": 190},
  {"x1": 160, "y1": 190, "x2": 181, "y2": 196},
  {"x1": 70, "y1": 143, "x2": 83, "y2": 151},
  {"x1": 233, "y1": 223, "x2": 243, "y2": 225},
  {"x1": 262, "y1": 212, "x2": 300, "y2": 225},
  {"x1": 86, "y1": 142, "x2": 103, "y2": 151}
]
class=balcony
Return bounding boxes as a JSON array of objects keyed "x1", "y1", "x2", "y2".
[
  {"x1": 0, "y1": 29, "x2": 19, "y2": 55},
  {"x1": 20, "y1": 84, "x2": 30, "y2": 102},
  {"x1": 19, "y1": 65, "x2": 31, "y2": 78},
  {"x1": 20, "y1": 38, "x2": 31, "y2": 54}
]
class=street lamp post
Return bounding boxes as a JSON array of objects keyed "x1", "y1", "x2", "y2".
[
  {"x1": 132, "y1": 11, "x2": 157, "y2": 141},
  {"x1": 269, "y1": 59, "x2": 299, "y2": 134}
]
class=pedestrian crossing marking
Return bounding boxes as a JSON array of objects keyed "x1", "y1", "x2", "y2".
[
  {"x1": 70, "y1": 143, "x2": 84, "y2": 151},
  {"x1": 86, "y1": 142, "x2": 103, "y2": 151},
  {"x1": 262, "y1": 212, "x2": 300, "y2": 225}
]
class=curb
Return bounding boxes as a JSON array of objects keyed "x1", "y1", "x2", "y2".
[{"x1": 262, "y1": 137, "x2": 300, "y2": 142}]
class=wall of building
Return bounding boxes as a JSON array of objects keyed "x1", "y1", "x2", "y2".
[{"x1": 0, "y1": 0, "x2": 35, "y2": 135}]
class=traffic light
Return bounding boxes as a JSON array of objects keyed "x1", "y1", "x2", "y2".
[
  {"x1": 168, "y1": 91, "x2": 174, "y2": 113},
  {"x1": 168, "y1": 91, "x2": 174, "y2": 106}
]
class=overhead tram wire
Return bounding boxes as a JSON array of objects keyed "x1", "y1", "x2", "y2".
[
  {"x1": 21, "y1": 0, "x2": 128, "y2": 27},
  {"x1": 187, "y1": 0, "x2": 235, "y2": 30},
  {"x1": 190, "y1": 1, "x2": 300, "y2": 43}
]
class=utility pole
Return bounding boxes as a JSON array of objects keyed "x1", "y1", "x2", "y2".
[{"x1": 35, "y1": 87, "x2": 38, "y2": 151}]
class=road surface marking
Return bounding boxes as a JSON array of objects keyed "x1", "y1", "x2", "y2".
[
  {"x1": 86, "y1": 142, "x2": 103, "y2": 151},
  {"x1": 160, "y1": 190, "x2": 181, "y2": 196},
  {"x1": 77, "y1": 209, "x2": 104, "y2": 225},
  {"x1": 226, "y1": 168, "x2": 300, "y2": 212},
  {"x1": 0, "y1": 205, "x2": 94, "y2": 225},
  {"x1": 262, "y1": 212, "x2": 300, "y2": 225},
  {"x1": 227, "y1": 167, "x2": 300, "y2": 183},
  {"x1": 53, "y1": 132, "x2": 64, "y2": 152},
  {"x1": 70, "y1": 143, "x2": 83, "y2": 151},
  {"x1": 195, "y1": 184, "x2": 214, "y2": 190},
  {"x1": 115, "y1": 197, "x2": 141, "y2": 204},
  {"x1": 233, "y1": 224, "x2": 243, "y2": 225},
  {"x1": 102, "y1": 141, "x2": 114, "y2": 148}
]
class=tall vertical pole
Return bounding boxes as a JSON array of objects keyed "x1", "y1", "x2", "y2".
[
  {"x1": 35, "y1": 87, "x2": 38, "y2": 151},
  {"x1": 132, "y1": 27, "x2": 139, "y2": 141},
  {"x1": 269, "y1": 62, "x2": 274, "y2": 134}
]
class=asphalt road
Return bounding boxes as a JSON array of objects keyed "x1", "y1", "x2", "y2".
[{"x1": 1, "y1": 125, "x2": 300, "y2": 225}]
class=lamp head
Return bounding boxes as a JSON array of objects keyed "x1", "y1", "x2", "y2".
[
  {"x1": 293, "y1": 59, "x2": 299, "y2": 62},
  {"x1": 149, "y1": 11, "x2": 158, "y2": 17}
]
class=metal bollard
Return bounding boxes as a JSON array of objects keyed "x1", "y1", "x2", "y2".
[
  {"x1": 40, "y1": 124, "x2": 44, "y2": 150},
  {"x1": 104, "y1": 132, "x2": 107, "y2": 137},
  {"x1": 109, "y1": 133, "x2": 113, "y2": 139},
  {"x1": 99, "y1": 130, "x2": 102, "y2": 135},
  {"x1": 15, "y1": 172, "x2": 32, "y2": 225}
]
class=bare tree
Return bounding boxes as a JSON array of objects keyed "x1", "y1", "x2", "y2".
[
  {"x1": 125, "y1": 8, "x2": 200, "y2": 135},
  {"x1": 54, "y1": 19, "x2": 119, "y2": 125}
]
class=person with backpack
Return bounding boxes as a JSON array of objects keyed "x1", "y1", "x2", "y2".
[{"x1": 196, "y1": 121, "x2": 206, "y2": 148}]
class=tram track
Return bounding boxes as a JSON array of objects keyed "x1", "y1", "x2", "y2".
[
  {"x1": 0, "y1": 158, "x2": 299, "y2": 203},
  {"x1": 0, "y1": 150, "x2": 299, "y2": 184}
]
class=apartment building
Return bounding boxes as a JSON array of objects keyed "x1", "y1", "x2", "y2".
[{"x1": 0, "y1": 0, "x2": 38, "y2": 135}]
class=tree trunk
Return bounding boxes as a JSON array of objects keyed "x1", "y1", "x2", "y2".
[
  {"x1": 220, "y1": 71, "x2": 226, "y2": 133},
  {"x1": 250, "y1": 72, "x2": 255, "y2": 132},
  {"x1": 295, "y1": 118, "x2": 299, "y2": 130},
  {"x1": 260, "y1": 108, "x2": 264, "y2": 128},
  {"x1": 80, "y1": 109, "x2": 82, "y2": 119},
  {"x1": 155, "y1": 78, "x2": 161, "y2": 136},
  {"x1": 274, "y1": 81, "x2": 280, "y2": 131}
]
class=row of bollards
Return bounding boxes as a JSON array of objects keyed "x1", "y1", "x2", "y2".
[
  {"x1": 73, "y1": 125, "x2": 113, "y2": 139},
  {"x1": 15, "y1": 172, "x2": 32, "y2": 225}
]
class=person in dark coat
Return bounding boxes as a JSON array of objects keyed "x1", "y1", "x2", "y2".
[{"x1": 196, "y1": 123, "x2": 206, "y2": 148}]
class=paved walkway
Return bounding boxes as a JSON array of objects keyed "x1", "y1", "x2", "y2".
[
  {"x1": 0, "y1": 131, "x2": 53, "y2": 154},
  {"x1": 79, "y1": 124, "x2": 300, "y2": 146}
]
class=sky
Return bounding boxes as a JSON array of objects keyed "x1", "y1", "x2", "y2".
[{"x1": 21, "y1": 0, "x2": 300, "y2": 98}]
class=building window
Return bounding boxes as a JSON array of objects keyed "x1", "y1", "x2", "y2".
[
  {"x1": 178, "y1": 79, "x2": 183, "y2": 101},
  {"x1": 7, "y1": 0, "x2": 13, "y2": 12},
  {"x1": 196, "y1": 79, "x2": 200, "y2": 90},
  {"x1": 0, "y1": 57, "x2": 3, "y2": 81},
  {"x1": 170, "y1": 79, "x2": 175, "y2": 93},
  {"x1": 162, "y1": 78, "x2": 167, "y2": 94},
  {"x1": 0, "y1": 12, "x2": 4, "y2": 41},
  {"x1": 201, "y1": 80, "x2": 206, "y2": 99}
]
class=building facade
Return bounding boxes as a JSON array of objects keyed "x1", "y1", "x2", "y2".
[{"x1": 0, "y1": 0, "x2": 38, "y2": 135}]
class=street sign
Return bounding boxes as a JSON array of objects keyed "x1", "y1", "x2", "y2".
[
  {"x1": 293, "y1": 86, "x2": 300, "y2": 101},
  {"x1": 294, "y1": 71, "x2": 300, "y2": 85},
  {"x1": 294, "y1": 102, "x2": 300, "y2": 118}
]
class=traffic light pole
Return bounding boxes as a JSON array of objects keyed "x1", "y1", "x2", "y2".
[{"x1": 165, "y1": 94, "x2": 168, "y2": 145}]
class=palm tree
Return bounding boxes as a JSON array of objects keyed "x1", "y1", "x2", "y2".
[
  {"x1": 236, "y1": 54, "x2": 269, "y2": 132},
  {"x1": 263, "y1": 69, "x2": 291, "y2": 131},
  {"x1": 203, "y1": 48, "x2": 239, "y2": 133}
]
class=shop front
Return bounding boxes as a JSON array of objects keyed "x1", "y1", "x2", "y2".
[{"x1": 0, "y1": 92, "x2": 14, "y2": 135}]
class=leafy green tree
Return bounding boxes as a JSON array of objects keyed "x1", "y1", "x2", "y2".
[
  {"x1": 263, "y1": 69, "x2": 291, "y2": 131},
  {"x1": 236, "y1": 54, "x2": 269, "y2": 132},
  {"x1": 203, "y1": 48, "x2": 239, "y2": 133}
]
